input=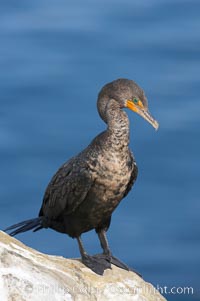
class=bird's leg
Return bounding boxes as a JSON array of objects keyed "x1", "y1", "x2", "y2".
[
  {"x1": 98, "y1": 229, "x2": 111, "y2": 256},
  {"x1": 97, "y1": 230, "x2": 142, "y2": 277},
  {"x1": 77, "y1": 236, "x2": 87, "y2": 257},
  {"x1": 98, "y1": 229, "x2": 129, "y2": 270},
  {"x1": 76, "y1": 236, "x2": 111, "y2": 275}
]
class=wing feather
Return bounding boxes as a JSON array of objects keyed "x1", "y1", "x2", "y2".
[
  {"x1": 39, "y1": 158, "x2": 92, "y2": 219},
  {"x1": 123, "y1": 153, "x2": 138, "y2": 198}
]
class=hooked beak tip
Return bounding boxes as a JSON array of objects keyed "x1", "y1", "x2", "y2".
[{"x1": 154, "y1": 120, "x2": 159, "y2": 131}]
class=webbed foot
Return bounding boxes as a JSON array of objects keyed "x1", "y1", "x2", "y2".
[{"x1": 82, "y1": 253, "x2": 111, "y2": 275}]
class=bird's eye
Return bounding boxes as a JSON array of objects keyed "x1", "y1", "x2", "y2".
[{"x1": 133, "y1": 98, "x2": 138, "y2": 104}]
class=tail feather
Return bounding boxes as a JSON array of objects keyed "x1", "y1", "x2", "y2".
[
  {"x1": 4, "y1": 217, "x2": 43, "y2": 236},
  {"x1": 33, "y1": 225, "x2": 43, "y2": 232}
]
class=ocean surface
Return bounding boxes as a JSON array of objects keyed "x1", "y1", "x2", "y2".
[{"x1": 0, "y1": 1, "x2": 199, "y2": 300}]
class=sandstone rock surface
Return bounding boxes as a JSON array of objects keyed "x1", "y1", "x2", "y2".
[{"x1": 0, "y1": 231, "x2": 166, "y2": 301}]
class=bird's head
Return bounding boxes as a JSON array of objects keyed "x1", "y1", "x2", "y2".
[{"x1": 97, "y1": 78, "x2": 159, "y2": 130}]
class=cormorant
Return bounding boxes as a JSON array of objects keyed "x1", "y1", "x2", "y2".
[{"x1": 4, "y1": 78, "x2": 159, "y2": 275}]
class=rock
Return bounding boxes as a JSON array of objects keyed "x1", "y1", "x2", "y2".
[{"x1": 0, "y1": 231, "x2": 166, "y2": 301}]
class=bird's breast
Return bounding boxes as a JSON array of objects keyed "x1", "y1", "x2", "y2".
[
  {"x1": 65, "y1": 149, "x2": 135, "y2": 235},
  {"x1": 89, "y1": 150, "x2": 133, "y2": 204}
]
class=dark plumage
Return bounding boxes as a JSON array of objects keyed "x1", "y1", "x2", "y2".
[{"x1": 4, "y1": 78, "x2": 158, "y2": 275}]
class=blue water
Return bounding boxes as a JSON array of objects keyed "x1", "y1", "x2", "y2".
[{"x1": 0, "y1": 1, "x2": 199, "y2": 300}]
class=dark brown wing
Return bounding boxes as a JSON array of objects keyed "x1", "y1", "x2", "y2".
[
  {"x1": 123, "y1": 153, "x2": 138, "y2": 198},
  {"x1": 39, "y1": 158, "x2": 92, "y2": 219}
]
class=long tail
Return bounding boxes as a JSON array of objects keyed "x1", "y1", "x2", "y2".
[{"x1": 4, "y1": 217, "x2": 44, "y2": 236}]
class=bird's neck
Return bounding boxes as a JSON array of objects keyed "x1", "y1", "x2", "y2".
[{"x1": 105, "y1": 100, "x2": 130, "y2": 148}]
